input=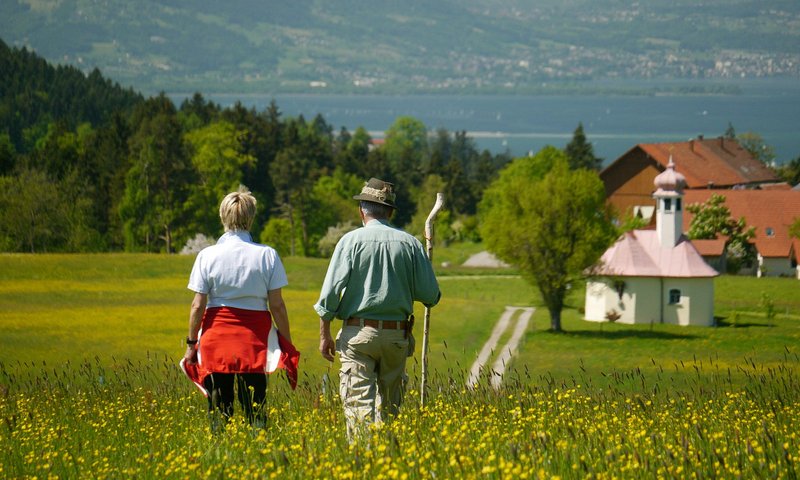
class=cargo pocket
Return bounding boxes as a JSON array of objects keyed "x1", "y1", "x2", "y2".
[{"x1": 334, "y1": 329, "x2": 343, "y2": 353}]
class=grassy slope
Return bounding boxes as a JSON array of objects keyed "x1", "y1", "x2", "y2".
[{"x1": 0, "y1": 252, "x2": 798, "y2": 389}]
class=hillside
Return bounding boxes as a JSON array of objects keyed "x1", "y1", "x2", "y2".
[
  {"x1": 2, "y1": 0, "x2": 799, "y2": 94},
  {"x1": 0, "y1": 39, "x2": 143, "y2": 153}
]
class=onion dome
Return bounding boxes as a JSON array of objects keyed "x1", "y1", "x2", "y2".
[{"x1": 653, "y1": 156, "x2": 686, "y2": 195}]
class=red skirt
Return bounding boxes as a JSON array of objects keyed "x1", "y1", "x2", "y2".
[{"x1": 198, "y1": 307, "x2": 272, "y2": 376}]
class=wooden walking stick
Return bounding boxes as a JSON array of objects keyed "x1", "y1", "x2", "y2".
[{"x1": 421, "y1": 193, "x2": 444, "y2": 407}]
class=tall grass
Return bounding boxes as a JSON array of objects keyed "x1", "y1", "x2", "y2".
[
  {"x1": 1, "y1": 349, "x2": 798, "y2": 478},
  {"x1": 1, "y1": 253, "x2": 799, "y2": 477}
]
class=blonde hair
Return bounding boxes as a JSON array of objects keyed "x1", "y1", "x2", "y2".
[{"x1": 219, "y1": 186, "x2": 257, "y2": 232}]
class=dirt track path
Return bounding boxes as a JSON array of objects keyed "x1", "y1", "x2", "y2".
[{"x1": 466, "y1": 306, "x2": 534, "y2": 389}]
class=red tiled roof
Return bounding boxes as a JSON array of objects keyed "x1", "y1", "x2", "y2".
[
  {"x1": 615, "y1": 137, "x2": 778, "y2": 188},
  {"x1": 691, "y1": 238, "x2": 727, "y2": 256},
  {"x1": 759, "y1": 182, "x2": 793, "y2": 191},
  {"x1": 683, "y1": 190, "x2": 800, "y2": 260}
]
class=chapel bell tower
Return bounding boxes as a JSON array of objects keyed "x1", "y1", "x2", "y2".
[{"x1": 652, "y1": 156, "x2": 686, "y2": 248}]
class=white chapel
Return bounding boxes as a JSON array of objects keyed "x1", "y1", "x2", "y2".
[{"x1": 585, "y1": 158, "x2": 718, "y2": 326}]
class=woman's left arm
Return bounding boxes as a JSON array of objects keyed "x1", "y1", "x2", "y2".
[{"x1": 268, "y1": 288, "x2": 291, "y2": 343}]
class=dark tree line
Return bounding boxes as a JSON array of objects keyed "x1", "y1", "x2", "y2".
[
  {"x1": 0, "y1": 41, "x2": 511, "y2": 254},
  {"x1": 0, "y1": 39, "x2": 143, "y2": 158}
]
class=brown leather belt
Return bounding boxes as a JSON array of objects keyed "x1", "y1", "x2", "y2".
[{"x1": 346, "y1": 318, "x2": 405, "y2": 330}]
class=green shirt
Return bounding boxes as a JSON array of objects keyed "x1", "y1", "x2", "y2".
[{"x1": 314, "y1": 219, "x2": 440, "y2": 322}]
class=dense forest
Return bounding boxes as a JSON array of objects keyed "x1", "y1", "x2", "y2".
[{"x1": 0, "y1": 39, "x2": 512, "y2": 255}]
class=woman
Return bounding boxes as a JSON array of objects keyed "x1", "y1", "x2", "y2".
[{"x1": 183, "y1": 186, "x2": 292, "y2": 430}]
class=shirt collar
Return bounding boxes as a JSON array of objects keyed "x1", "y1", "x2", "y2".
[
  {"x1": 217, "y1": 230, "x2": 253, "y2": 244},
  {"x1": 365, "y1": 219, "x2": 392, "y2": 228}
]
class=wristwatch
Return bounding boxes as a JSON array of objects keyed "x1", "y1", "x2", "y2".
[{"x1": 186, "y1": 337, "x2": 198, "y2": 345}]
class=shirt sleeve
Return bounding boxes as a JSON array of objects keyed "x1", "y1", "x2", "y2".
[
  {"x1": 266, "y1": 248, "x2": 289, "y2": 291},
  {"x1": 187, "y1": 250, "x2": 209, "y2": 294},
  {"x1": 413, "y1": 240, "x2": 441, "y2": 308},
  {"x1": 313, "y1": 238, "x2": 351, "y2": 321}
]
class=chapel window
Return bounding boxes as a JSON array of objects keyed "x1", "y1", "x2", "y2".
[{"x1": 668, "y1": 289, "x2": 681, "y2": 305}]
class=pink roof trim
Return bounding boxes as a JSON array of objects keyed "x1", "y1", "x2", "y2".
[{"x1": 592, "y1": 230, "x2": 719, "y2": 278}]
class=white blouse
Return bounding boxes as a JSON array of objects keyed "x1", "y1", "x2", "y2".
[{"x1": 187, "y1": 231, "x2": 288, "y2": 311}]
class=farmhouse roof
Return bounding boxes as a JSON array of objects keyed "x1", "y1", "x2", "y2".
[
  {"x1": 591, "y1": 230, "x2": 718, "y2": 278},
  {"x1": 691, "y1": 238, "x2": 727, "y2": 257},
  {"x1": 683, "y1": 189, "x2": 800, "y2": 261},
  {"x1": 606, "y1": 136, "x2": 779, "y2": 189}
]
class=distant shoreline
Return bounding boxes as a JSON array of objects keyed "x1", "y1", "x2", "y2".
[
  {"x1": 165, "y1": 84, "x2": 744, "y2": 99},
  {"x1": 164, "y1": 77, "x2": 800, "y2": 101}
]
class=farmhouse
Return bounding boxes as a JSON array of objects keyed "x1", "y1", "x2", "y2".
[
  {"x1": 602, "y1": 135, "x2": 784, "y2": 219},
  {"x1": 600, "y1": 135, "x2": 800, "y2": 279},
  {"x1": 683, "y1": 189, "x2": 800, "y2": 278},
  {"x1": 586, "y1": 159, "x2": 718, "y2": 326}
]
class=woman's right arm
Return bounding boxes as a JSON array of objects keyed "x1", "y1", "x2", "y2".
[{"x1": 184, "y1": 293, "x2": 207, "y2": 364}]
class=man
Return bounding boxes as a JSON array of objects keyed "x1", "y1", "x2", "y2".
[{"x1": 315, "y1": 177, "x2": 440, "y2": 440}]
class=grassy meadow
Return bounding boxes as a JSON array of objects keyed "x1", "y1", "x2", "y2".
[{"x1": 1, "y1": 252, "x2": 799, "y2": 478}]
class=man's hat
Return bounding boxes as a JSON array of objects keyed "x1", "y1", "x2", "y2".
[{"x1": 353, "y1": 178, "x2": 396, "y2": 208}]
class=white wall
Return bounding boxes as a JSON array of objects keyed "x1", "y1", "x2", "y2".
[
  {"x1": 585, "y1": 277, "x2": 714, "y2": 326},
  {"x1": 585, "y1": 278, "x2": 660, "y2": 324},
  {"x1": 662, "y1": 278, "x2": 715, "y2": 326},
  {"x1": 584, "y1": 280, "x2": 611, "y2": 322}
]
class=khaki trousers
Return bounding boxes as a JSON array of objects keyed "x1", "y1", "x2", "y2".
[{"x1": 336, "y1": 324, "x2": 410, "y2": 441}]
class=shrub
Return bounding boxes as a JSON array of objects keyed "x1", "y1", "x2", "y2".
[{"x1": 317, "y1": 221, "x2": 358, "y2": 257}]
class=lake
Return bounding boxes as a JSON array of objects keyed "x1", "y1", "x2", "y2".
[{"x1": 180, "y1": 80, "x2": 800, "y2": 165}]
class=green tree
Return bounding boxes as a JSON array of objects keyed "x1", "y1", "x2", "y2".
[
  {"x1": 58, "y1": 168, "x2": 104, "y2": 252},
  {"x1": 426, "y1": 128, "x2": 452, "y2": 177},
  {"x1": 184, "y1": 120, "x2": 256, "y2": 236},
  {"x1": 12, "y1": 122, "x2": 104, "y2": 252},
  {"x1": 775, "y1": 156, "x2": 800, "y2": 187},
  {"x1": 271, "y1": 143, "x2": 314, "y2": 257},
  {"x1": 311, "y1": 169, "x2": 362, "y2": 225},
  {"x1": 445, "y1": 131, "x2": 481, "y2": 215},
  {"x1": 617, "y1": 214, "x2": 650, "y2": 233},
  {"x1": 220, "y1": 100, "x2": 282, "y2": 231},
  {"x1": 564, "y1": 122, "x2": 602, "y2": 171},
  {"x1": 120, "y1": 95, "x2": 193, "y2": 253},
  {"x1": 317, "y1": 221, "x2": 359, "y2": 258},
  {"x1": 383, "y1": 116, "x2": 428, "y2": 225},
  {"x1": 335, "y1": 126, "x2": 372, "y2": 177},
  {"x1": 384, "y1": 116, "x2": 428, "y2": 180},
  {"x1": 0, "y1": 168, "x2": 65, "y2": 252},
  {"x1": 687, "y1": 193, "x2": 756, "y2": 274},
  {"x1": 737, "y1": 132, "x2": 776, "y2": 167},
  {"x1": 480, "y1": 147, "x2": 616, "y2": 331},
  {"x1": 0, "y1": 133, "x2": 16, "y2": 175},
  {"x1": 724, "y1": 122, "x2": 736, "y2": 139},
  {"x1": 178, "y1": 92, "x2": 220, "y2": 131},
  {"x1": 471, "y1": 150, "x2": 508, "y2": 214},
  {"x1": 270, "y1": 116, "x2": 335, "y2": 256},
  {"x1": 407, "y1": 174, "x2": 448, "y2": 238},
  {"x1": 80, "y1": 113, "x2": 132, "y2": 249},
  {"x1": 259, "y1": 217, "x2": 293, "y2": 258},
  {"x1": 789, "y1": 217, "x2": 800, "y2": 241}
]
